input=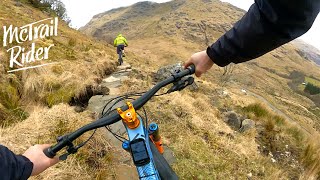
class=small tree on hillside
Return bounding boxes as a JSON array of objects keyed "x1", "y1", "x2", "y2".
[
  {"x1": 25, "y1": 0, "x2": 70, "y2": 23},
  {"x1": 304, "y1": 83, "x2": 320, "y2": 95}
]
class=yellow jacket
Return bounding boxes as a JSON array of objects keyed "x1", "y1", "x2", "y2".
[{"x1": 114, "y1": 34, "x2": 128, "y2": 47}]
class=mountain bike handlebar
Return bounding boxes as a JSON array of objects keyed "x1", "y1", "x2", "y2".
[{"x1": 44, "y1": 64, "x2": 195, "y2": 158}]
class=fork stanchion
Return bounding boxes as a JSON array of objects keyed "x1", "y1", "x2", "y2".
[{"x1": 149, "y1": 122, "x2": 164, "y2": 154}]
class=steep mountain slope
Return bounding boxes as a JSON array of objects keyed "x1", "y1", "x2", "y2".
[
  {"x1": 0, "y1": 0, "x2": 117, "y2": 120},
  {"x1": 81, "y1": 0, "x2": 245, "y2": 44},
  {"x1": 82, "y1": 0, "x2": 320, "y2": 179},
  {"x1": 82, "y1": 0, "x2": 320, "y2": 130},
  {"x1": 0, "y1": 0, "x2": 123, "y2": 179},
  {"x1": 294, "y1": 40, "x2": 320, "y2": 66}
]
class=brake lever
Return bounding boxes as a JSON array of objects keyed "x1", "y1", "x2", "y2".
[
  {"x1": 59, "y1": 152, "x2": 70, "y2": 161},
  {"x1": 167, "y1": 76, "x2": 194, "y2": 93},
  {"x1": 55, "y1": 134, "x2": 79, "y2": 161}
]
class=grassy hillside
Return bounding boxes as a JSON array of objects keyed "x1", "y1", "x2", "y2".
[
  {"x1": 0, "y1": 0, "x2": 319, "y2": 179},
  {"x1": 0, "y1": 0, "x2": 124, "y2": 179},
  {"x1": 0, "y1": 0, "x2": 118, "y2": 122},
  {"x1": 82, "y1": 0, "x2": 320, "y2": 179},
  {"x1": 82, "y1": 0, "x2": 320, "y2": 131}
]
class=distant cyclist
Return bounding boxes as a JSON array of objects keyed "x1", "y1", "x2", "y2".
[{"x1": 114, "y1": 34, "x2": 128, "y2": 65}]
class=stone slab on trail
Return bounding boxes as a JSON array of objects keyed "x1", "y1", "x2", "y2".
[
  {"x1": 88, "y1": 94, "x2": 127, "y2": 146},
  {"x1": 88, "y1": 95, "x2": 118, "y2": 114},
  {"x1": 117, "y1": 62, "x2": 131, "y2": 71},
  {"x1": 101, "y1": 76, "x2": 121, "y2": 88},
  {"x1": 112, "y1": 69, "x2": 132, "y2": 80}
]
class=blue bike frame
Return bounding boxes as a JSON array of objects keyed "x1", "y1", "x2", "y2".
[{"x1": 125, "y1": 115, "x2": 160, "y2": 180}]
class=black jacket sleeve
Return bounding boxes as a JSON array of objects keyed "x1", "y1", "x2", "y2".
[
  {"x1": 207, "y1": 0, "x2": 320, "y2": 67},
  {"x1": 0, "y1": 145, "x2": 33, "y2": 180}
]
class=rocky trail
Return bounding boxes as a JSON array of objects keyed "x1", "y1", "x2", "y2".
[{"x1": 85, "y1": 62, "x2": 176, "y2": 179}]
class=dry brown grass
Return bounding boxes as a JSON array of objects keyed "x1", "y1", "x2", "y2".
[
  {"x1": 301, "y1": 137, "x2": 320, "y2": 179},
  {"x1": 0, "y1": 1, "x2": 122, "y2": 178},
  {"x1": 117, "y1": 62, "x2": 289, "y2": 179},
  {"x1": 0, "y1": 104, "x2": 119, "y2": 179},
  {"x1": 0, "y1": 0, "x2": 118, "y2": 115},
  {"x1": 0, "y1": 0, "x2": 320, "y2": 179}
]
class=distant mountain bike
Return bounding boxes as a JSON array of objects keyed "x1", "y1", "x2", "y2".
[{"x1": 44, "y1": 65, "x2": 196, "y2": 179}]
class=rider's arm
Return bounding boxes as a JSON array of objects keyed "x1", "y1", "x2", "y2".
[
  {"x1": 114, "y1": 38, "x2": 117, "y2": 47},
  {"x1": 207, "y1": 0, "x2": 320, "y2": 67},
  {"x1": 0, "y1": 145, "x2": 33, "y2": 180},
  {"x1": 124, "y1": 38, "x2": 128, "y2": 46}
]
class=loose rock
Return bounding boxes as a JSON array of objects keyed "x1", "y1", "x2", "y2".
[
  {"x1": 239, "y1": 119, "x2": 255, "y2": 133},
  {"x1": 154, "y1": 62, "x2": 198, "y2": 91},
  {"x1": 74, "y1": 106, "x2": 85, "y2": 113},
  {"x1": 223, "y1": 111, "x2": 241, "y2": 130}
]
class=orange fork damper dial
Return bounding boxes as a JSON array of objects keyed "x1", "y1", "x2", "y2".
[{"x1": 117, "y1": 102, "x2": 140, "y2": 129}]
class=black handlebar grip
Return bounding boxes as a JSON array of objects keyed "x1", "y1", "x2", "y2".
[
  {"x1": 187, "y1": 64, "x2": 196, "y2": 74},
  {"x1": 43, "y1": 147, "x2": 56, "y2": 158}
]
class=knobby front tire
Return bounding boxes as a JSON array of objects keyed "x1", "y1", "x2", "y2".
[{"x1": 150, "y1": 142, "x2": 178, "y2": 180}]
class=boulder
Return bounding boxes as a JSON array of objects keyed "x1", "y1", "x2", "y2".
[
  {"x1": 94, "y1": 84, "x2": 110, "y2": 96},
  {"x1": 74, "y1": 106, "x2": 85, "y2": 113},
  {"x1": 14, "y1": 1, "x2": 23, "y2": 7},
  {"x1": 239, "y1": 119, "x2": 255, "y2": 133},
  {"x1": 223, "y1": 111, "x2": 241, "y2": 130},
  {"x1": 154, "y1": 63, "x2": 198, "y2": 91}
]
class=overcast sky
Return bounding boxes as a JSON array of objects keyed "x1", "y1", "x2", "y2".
[{"x1": 61, "y1": 0, "x2": 320, "y2": 50}]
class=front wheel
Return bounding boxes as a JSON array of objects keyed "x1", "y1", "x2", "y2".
[{"x1": 150, "y1": 142, "x2": 178, "y2": 180}]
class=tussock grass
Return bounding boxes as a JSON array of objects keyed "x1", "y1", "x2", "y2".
[
  {"x1": 0, "y1": 104, "x2": 117, "y2": 179},
  {"x1": 0, "y1": 1, "x2": 121, "y2": 178},
  {"x1": 301, "y1": 138, "x2": 320, "y2": 179},
  {"x1": 242, "y1": 103, "x2": 269, "y2": 118},
  {"x1": 241, "y1": 103, "x2": 320, "y2": 179},
  {"x1": 0, "y1": 0, "x2": 118, "y2": 127},
  {"x1": 119, "y1": 67, "x2": 287, "y2": 179}
]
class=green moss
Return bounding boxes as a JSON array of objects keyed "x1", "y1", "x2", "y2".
[
  {"x1": 45, "y1": 80, "x2": 62, "y2": 91},
  {"x1": 45, "y1": 86, "x2": 75, "y2": 107},
  {"x1": 0, "y1": 84, "x2": 19, "y2": 109},
  {"x1": 0, "y1": 105, "x2": 29, "y2": 127},
  {"x1": 83, "y1": 45, "x2": 91, "y2": 52},
  {"x1": 65, "y1": 49, "x2": 77, "y2": 60},
  {"x1": 68, "y1": 38, "x2": 77, "y2": 47},
  {"x1": 51, "y1": 65, "x2": 64, "y2": 75},
  {"x1": 0, "y1": 104, "x2": 9, "y2": 121},
  {"x1": 12, "y1": 108, "x2": 29, "y2": 120}
]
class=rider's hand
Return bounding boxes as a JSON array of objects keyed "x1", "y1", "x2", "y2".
[
  {"x1": 184, "y1": 50, "x2": 214, "y2": 77},
  {"x1": 23, "y1": 144, "x2": 59, "y2": 176}
]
